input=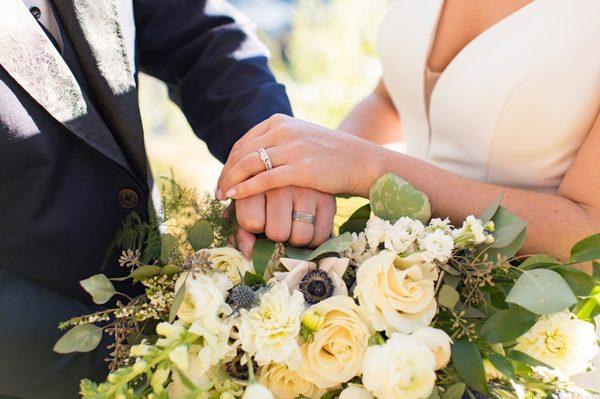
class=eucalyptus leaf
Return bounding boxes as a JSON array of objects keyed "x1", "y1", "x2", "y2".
[
  {"x1": 253, "y1": 238, "x2": 276, "y2": 277},
  {"x1": 480, "y1": 307, "x2": 538, "y2": 343},
  {"x1": 593, "y1": 262, "x2": 600, "y2": 279},
  {"x1": 438, "y1": 285, "x2": 460, "y2": 309},
  {"x1": 79, "y1": 274, "x2": 116, "y2": 305},
  {"x1": 550, "y1": 265, "x2": 595, "y2": 297},
  {"x1": 187, "y1": 220, "x2": 214, "y2": 251},
  {"x1": 131, "y1": 265, "x2": 162, "y2": 281},
  {"x1": 570, "y1": 234, "x2": 600, "y2": 264},
  {"x1": 484, "y1": 229, "x2": 526, "y2": 261},
  {"x1": 290, "y1": 233, "x2": 353, "y2": 261},
  {"x1": 451, "y1": 340, "x2": 488, "y2": 394},
  {"x1": 54, "y1": 324, "x2": 103, "y2": 353},
  {"x1": 160, "y1": 233, "x2": 178, "y2": 263},
  {"x1": 339, "y1": 204, "x2": 371, "y2": 234},
  {"x1": 506, "y1": 350, "x2": 551, "y2": 368},
  {"x1": 519, "y1": 254, "x2": 560, "y2": 270},
  {"x1": 169, "y1": 283, "x2": 186, "y2": 323},
  {"x1": 506, "y1": 269, "x2": 577, "y2": 315},
  {"x1": 489, "y1": 207, "x2": 527, "y2": 248},
  {"x1": 487, "y1": 353, "x2": 516, "y2": 381},
  {"x1": 479, "y1": 194, "x2": 503, "y2": 224},
  {"x1": 369, "y1": 173, "x2": 432, "y2": 223},
  {"x1": 443, "y1": 383, "x2": 466, "y2": 399}
]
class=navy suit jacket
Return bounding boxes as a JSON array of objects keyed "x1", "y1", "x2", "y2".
[{"x1": 0, "y1": 1, "x2": 291, "y2": 397}]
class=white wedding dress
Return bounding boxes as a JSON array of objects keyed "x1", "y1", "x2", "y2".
[
  {"x1": 378, "y1": 0, "x2": 600, "y2": 194},
  {"x1": 377, "y1": 0, "x2": 600, "y2": 391}
]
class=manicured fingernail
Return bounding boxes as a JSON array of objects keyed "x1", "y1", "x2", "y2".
[
  {"x1": 226, "y1": 188, "x2": 236, "y2": 198},
  {"x1": 215, "y1": 188, "x2": 222, "y2": 200}
]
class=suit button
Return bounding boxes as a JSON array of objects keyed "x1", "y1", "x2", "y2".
[
  {"x1": 30, "y1": 6, "x2": 42, "y2": 19},
  {"x1": 118, "y1": 188, "x2": 139, "y2": 209}
]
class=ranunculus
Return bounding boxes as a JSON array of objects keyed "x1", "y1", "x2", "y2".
[
  {"x1": 339, "y1": 385, "x2": 375, "y2": 399},
  {"x1": 362, "y1": 334, "x2": 436, "y2": 399},
  {"x1": 174, "y1": 271, "x2": 232, "y2": 323},
  {"x1": 298, "y1": 296, "x2": 372, "y2": 388},
  {"x1": 207, "y1": 247, "x2": 254, "y2": 284},
  {"x1": 242, "y1": 383, "x2": 274, "y2": 399},
  {"x1": 239, "y1": 281, "x2": 304, "y2": 366},
  {"x1": 355, "y1": 250, "x2": 438, "y2": 334},
  {"x1": 411, "y1": 326, "x2": 452, "y2": 370},
  {"x1": 259, "y1": 362, "x2": 324, "y2": 399},
  {"x1": 514, "y1": 311, "x2": 599, "y2": 376}
]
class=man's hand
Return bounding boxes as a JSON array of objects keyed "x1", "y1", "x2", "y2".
[{"x1": 233, "y1": 187, "x2": 336, "y2": 258}]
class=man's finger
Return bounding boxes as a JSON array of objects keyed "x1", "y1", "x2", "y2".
[
  {"x1": 235, "y1": 194, "x2": 266, "y2": 233},
  {"x1": 310, "y1": 194, "x2": 336, "y2": 247},
  {"x1": 265, "y1": 188, "x2": 293, "y2": 243},
  {"x1": 289, "y1": 189, "x2": 316, "y2": 247},
  {"x1": 235, "y1": 227, "x2": 257, "y2": 259}
]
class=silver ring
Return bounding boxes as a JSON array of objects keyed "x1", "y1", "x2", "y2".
[
  {"x1": 292, "y1": 211, "x2": 316, "y2": 225},
  {"x1": 258, "y1": 148, "x2": 273, "y2": 171}
]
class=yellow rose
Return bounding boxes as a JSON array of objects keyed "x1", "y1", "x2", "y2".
[
  {"x1": 355, "y1": 250, "x2": 437, "y2": 334},
  {"x1": 362, "y1": 334, "x2": 436, "y2": 399},
  {"x1": 208, "y1": 247, "x2": 254, "y2": 284},
  {"x1": 298, "y1": 296, "x2": 372, "y2": 388},
  {"x1": 259, "y1": 363, "x2": 324, "y2": 399}
]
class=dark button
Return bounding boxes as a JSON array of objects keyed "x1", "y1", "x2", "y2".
[
  {"x1": 118, "y1": 188, "x2": 139, "y2": 209},
  {"x1": 30, "y1": 6, "x2": 42, "y2": 19}
]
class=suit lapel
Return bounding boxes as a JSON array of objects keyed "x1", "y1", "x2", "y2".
[
  {"x1": 0, "y1": 0, "x2": 133, "y2": 175},
  {"x1": 52, "y1": 0, "x2": 148, "y2": 181}
]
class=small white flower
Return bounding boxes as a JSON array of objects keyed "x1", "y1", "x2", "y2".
[
  {"x1": 239, "y1": 281, "x2": 304, "y2": 366},
  {"x1": 417, "y1": 229, "x2": 454, "y2": 263},
  {"x1": 452, "y1": 215, "x2": 493, "y2": 247},
  {"x1": 427, "y1": 218, "x2": 453, "y2": 235},
  {"x1": 365, "y1": 217, "x2": 392, "y2": 249},
  {"x1": 514, "y1": 311, "x2": 599, "y2": 376},
  {"x1": 345, "y1": 232, "x2": 374, "y2": 265},
  {"x1": 169, "y1": 345, "x2": 189, "y2": 371},
  {"x1": 384, "y1": 217, "x2": 425, "y2": 254},
  {"x1": 156, "y1": 321, "x2": 186, "y2": 347},
  {"x1": 242, "y1": 383, "x2": 274, "y2": 399}
]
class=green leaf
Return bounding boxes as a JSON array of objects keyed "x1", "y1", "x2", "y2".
[
  {"x1": 479, "y1": 194, "x2": 503, "y2": 224},
  {"x1": 573, "y1": 296, "x2": 600, "y2": 322},
  {"x1": 489, "y1": 207, "x2": 527, "y2": 249},
  {"x1": 54, "y1": 324, "x2": 103, "y2": 353},
  {"x1": 428, "y1": 386, "x2": 440, "y2": 399},
  {"x1": 438, "y1": 285, "x2": 460, "y2": 309},
  {"x1": 289, "y1": 233, "x2": 354, "y2": 261},
  {"x1": 451, "y1": 340, "x2": 488, "y2": 394},
  {"x1": 506, "y1": 350, "x2": 551, "y2": 369},
  {"x1": 484, "y1": 229, "x2": 526, "y2": 261},
  {"x1": 487, "y1": 353, "x2": 516, "y2": 381},
  {"x1": 480, "y1": 307, "x2": 538, "y2": 343},
  {"x1": 519, "y1": 254, "x2": 560, "y2": 270},
  {"x1": 506, "y1": 269, "x2": 577, "y2": 315},
  {"x1": 570, "y1": 234, "x2": 600, "y2": 263},
  {"x1": 369, "y1": 173, "x2": 432, "y2": 223},
  {"x1": 161, "y1": 264, "x2": 181, "y2": 276},
  {"x1": 131, "y1": 265, "x2": 162, "y2": 281},
  {"x1": 443, "y1": 383, "x2": 466, "y2": 399},
  {"x1": 187, "y1": 220, "x2": 214, "y2": 251},
  {"x1": 169, "y1": 283, "x2": 186, "y2": 323},
  {"x1": 550, "y1": 265, "x2": 596, "y2": 297},
  {"x1": 252, "y1": 238, "x2": 276, "y2": 277},
  {"x1": 79, "y1": 274, "x2": 116, "y2": 305},
  {"x1": 160, "y1": 233, "x2": 178, "y2": 263},
  {"x1": 339, "y1": 204, "x2": 371, "y2": 234},
  {"x1": 244, "y1": 272, "x2": 266, "y2": 287},
  {"x1": 593, "y1": 262, "x2": 600, "y2": 279}
]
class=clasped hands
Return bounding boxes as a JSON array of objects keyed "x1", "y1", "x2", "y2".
[{"x1": 219, "y1": 114, "x2": 385, "y2": 256}]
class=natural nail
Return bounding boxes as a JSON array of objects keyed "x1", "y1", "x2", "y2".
[{"x1": 226, "y1": 188, "x2": 236, "y2": 198}]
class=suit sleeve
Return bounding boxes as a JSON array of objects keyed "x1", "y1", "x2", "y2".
[
  {"x1": 133, "y1": 0, "x2": 293, "y2": 163},
  {"x1": 0, "y1": 269, "x2": 110, "y2": 399}
]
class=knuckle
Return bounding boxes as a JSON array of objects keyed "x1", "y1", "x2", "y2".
[
  {"x1": 265, "y1": 226, "x2": 289, "y2": 243},
  {"x1": 238, "y1": 217, "x2": 264, "y2": 234}
]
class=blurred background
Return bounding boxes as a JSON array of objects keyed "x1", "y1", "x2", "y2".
[{"x1": 139, "y1": 0, "x2": 390, "y2": 193}]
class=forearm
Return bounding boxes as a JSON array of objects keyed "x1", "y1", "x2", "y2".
[{"x1": 362, "y1": 149, "x2": 600, "y2": 264}]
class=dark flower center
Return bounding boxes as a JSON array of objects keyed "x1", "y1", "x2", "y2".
[
  {"x1": 299, "y1": 269, "x2": 334, "y2": 304},
  {"x1": 225, "y1": 349, "x2": 258, "y2": 381}
]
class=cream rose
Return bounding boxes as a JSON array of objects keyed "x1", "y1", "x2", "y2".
[
  {"x1": 208, "y1": 247, "x2": 254, "y2": 284},
  {"x1": 339, "y1": 385, "x2": 374, "y2": 399},
  {"x1": 355, "y1": 250, "x2": 438, "y2": 334},
  {"x1": 259, "y1": 363, "x2": 324, "y2": 399},
  {"x1": 362, "y1": 334, "x2": 436, "y2": 399},
  {"x1": 411, "y1": 326, "x2": 452, "y2": 370},
  {"x1": 298, "y1": 296, "x2": 372, "y2": 388}
]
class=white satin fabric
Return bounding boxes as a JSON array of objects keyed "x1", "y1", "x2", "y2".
[{"x1": 378, "y1": 0, "x2": 600, "y2": 193}]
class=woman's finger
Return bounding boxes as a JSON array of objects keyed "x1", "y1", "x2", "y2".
[
  {"x1": 265, "y1": 188, "x2": 293, "y2": 243},
  {"x1": 289, "y1": 190, "x2": 316, "y2": 247},
  {"x1": 220, "y1": 146, "x2": 289, "y2": 194},
  {"x1": 309, "y1": 194, "x2": 336, "y2": 247},
  {"x1": 228, "y1": 115, "x2": 275, "y2": 155},
  {"x1": 227, "y1": 165, "x2": 298, "y2": 200}
]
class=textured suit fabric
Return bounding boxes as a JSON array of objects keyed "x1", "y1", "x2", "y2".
[{"x1": 0, "y1": 1, "x2": 292, "y2": 397}]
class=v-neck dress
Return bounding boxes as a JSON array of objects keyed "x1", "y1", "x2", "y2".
[{"x1": 378, "y1": 0, "x2": 600, "y2": 193}]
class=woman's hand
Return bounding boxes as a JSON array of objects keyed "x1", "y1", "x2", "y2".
[{"x1": 216, "y1": 114, "x2": 383, "y2": 200}]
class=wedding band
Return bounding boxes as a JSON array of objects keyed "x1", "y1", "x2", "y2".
[
  {"x1": 258, "y1": 148, "x2": 273, "y2": 171},
  {"x1": 292, "y1": 211, "x2": 316, "y2": 225}
]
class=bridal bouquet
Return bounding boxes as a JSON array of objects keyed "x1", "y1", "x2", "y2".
[{"x1": 55, "y1": 174, "x2": 600, "y2": 399}]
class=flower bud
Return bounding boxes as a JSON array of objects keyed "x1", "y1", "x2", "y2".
[
  {"x1": 132, "y1": 359, "x2": 147, "y2": 373},
  {"x1": 130, "y1": 342, "x2": 151, "y2": 357},
  {"x1": 302, "y1": 309, "x2": 325, "y2": 332},
  {"x1": 242, "y1": 383, "x2": 274, "y2": 399},
  {"x1": 484, "y1": 221, "x2": 495, "y2": 232},
  {"x1": 220, "y1": 392, "x2": 236, "y2": 399}
]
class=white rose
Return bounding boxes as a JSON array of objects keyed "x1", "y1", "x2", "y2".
[
  {"x1": 208, "y1": 247, "x2": 254, "y2": 284},
  {"x1": 514, "y1": 311, "x2": 599, "y2": 376},
  {"x1": 362, "y1": 334, "x2": 436, "y2": 399},
  {"x1": 339, "y1": 385, "x2": 374, "y2": 399},
  {"x1": 175, "y1": 271, "x2": 232, "y2": 323},
  {"x1": 259, "y1": 362, "x2": 324, "y2": 399},
  {"x1": 355, "y1": 250, "x2": 438, "y2": 334},
  {"x1": 239, "y1": 281, "x2": 304, "y2": 366},
  {"x1": 298, "y1": 296, "x2": 372, "y2": 388},
  {"x1": 242, "y1": 383, "x2": 274, "y2": 399},
  {"x1": 411, "y1": 327, "x2": 452, "y2": 370}
]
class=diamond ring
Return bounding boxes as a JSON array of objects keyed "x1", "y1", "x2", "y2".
[{"x1": 258, "y1": 148, "x2": 273, "y2": 171}]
